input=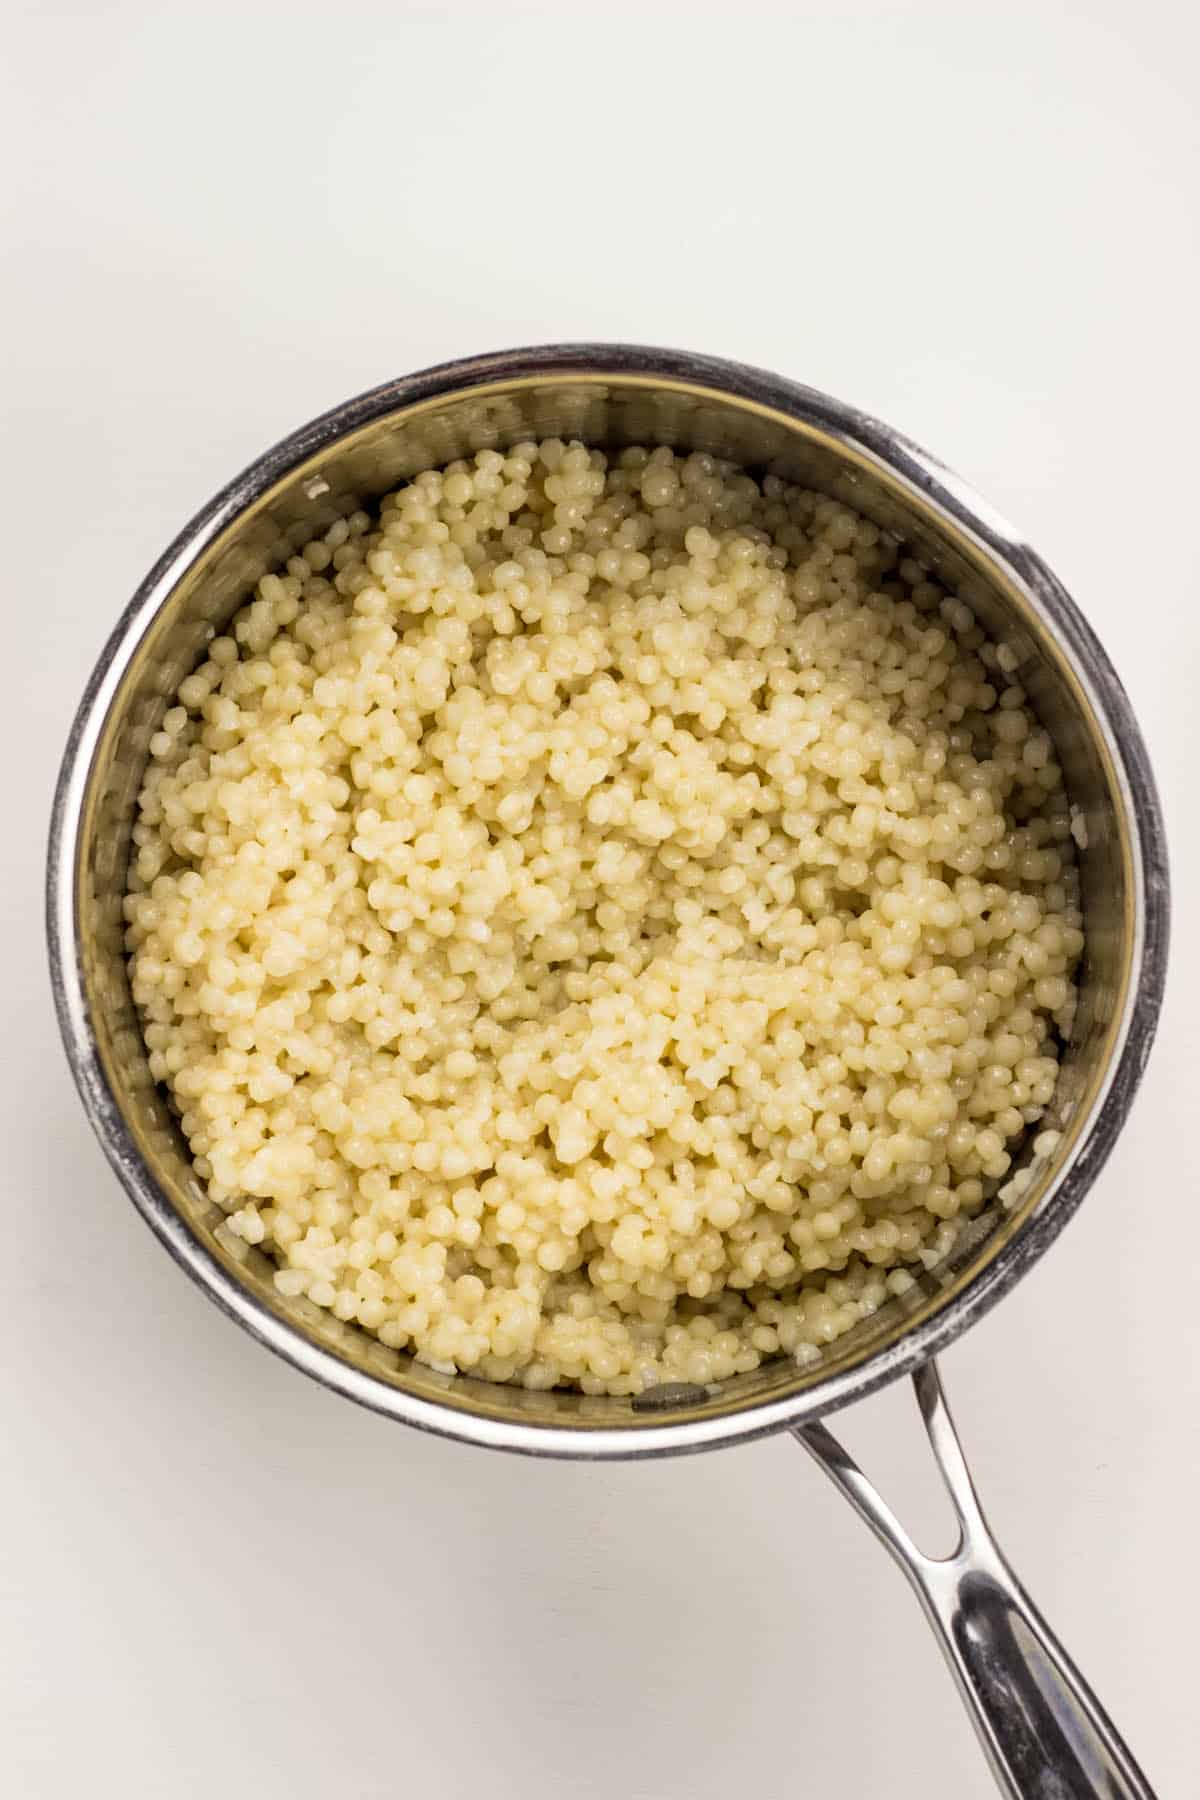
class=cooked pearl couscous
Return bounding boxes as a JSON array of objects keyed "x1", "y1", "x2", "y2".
[{"x1": 125, "y1": 441, "x2": 1081, "y2": 1395}]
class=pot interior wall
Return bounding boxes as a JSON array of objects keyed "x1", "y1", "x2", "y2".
[{"x1": 75, "y1": 371, "x2": 1134, "y2": 1438}]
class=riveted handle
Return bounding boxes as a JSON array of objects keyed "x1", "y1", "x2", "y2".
[{"x1": 794, "y1": 1362, "x2": 1156, "y2": 1800}]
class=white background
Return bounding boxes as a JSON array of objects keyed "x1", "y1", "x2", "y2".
[{"x1": 3, "y1": 3, "x2": 1198, "y2": 1796}]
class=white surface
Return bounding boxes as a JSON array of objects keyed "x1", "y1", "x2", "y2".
[{"x1": 3, "y1": 3, "x2": 1198, "y2": 1795}]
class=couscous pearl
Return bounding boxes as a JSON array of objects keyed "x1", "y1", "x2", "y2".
[{"x1": 126, "y1": 444, "x2": 1080, "y2": 1395}]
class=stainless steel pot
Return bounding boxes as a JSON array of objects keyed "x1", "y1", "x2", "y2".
[{"x1": 47, "y1": 346, "x2": 1169, "y2": 1799}]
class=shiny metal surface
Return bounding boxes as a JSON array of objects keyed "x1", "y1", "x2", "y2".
[
  {"x1": 48, "y1": 344, "x2": 1170, "y2": 1798},
  {"x1": 47, "y1": 344, "x2": 1168, "y2": 1463},
  {"x1": 798, "y1": 1365, "x2": 1155, "y2": 1799}
]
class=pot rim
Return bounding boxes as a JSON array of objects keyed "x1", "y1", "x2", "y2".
[{"x1": 46, "y1": 343, "x2": 1171, "y2": 1458}]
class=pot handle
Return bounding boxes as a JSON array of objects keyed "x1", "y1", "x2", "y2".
[{"x1": 794, "y1": 1361, "x2": 1155, "y2": 1799}]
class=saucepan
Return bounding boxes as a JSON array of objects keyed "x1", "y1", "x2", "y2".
[{"x1": 46, "y1": 346, "x2": 1169, "y2": 1799}]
